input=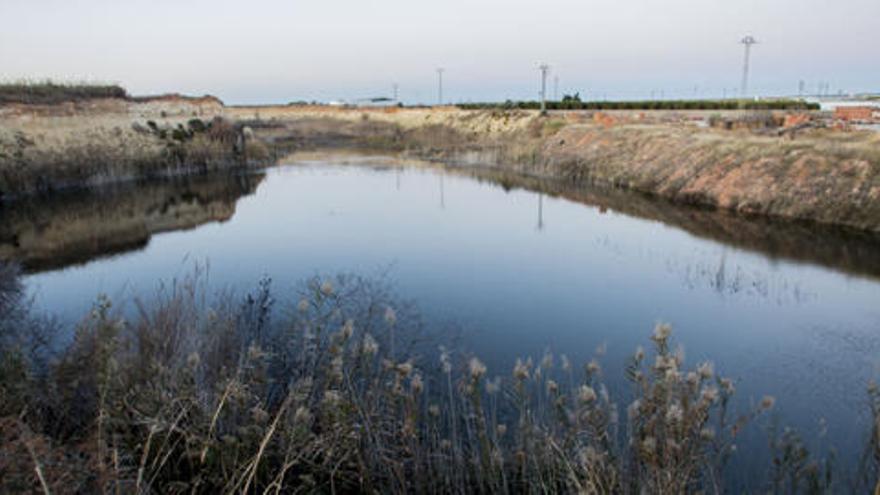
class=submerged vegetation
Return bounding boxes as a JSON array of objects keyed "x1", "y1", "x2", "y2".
[
  {"x1": 0, "y1": 264, "x2": 877, "y2": 493},
  {"x1": 0, "y1": 81, "x2": 128, "y2": 105}
]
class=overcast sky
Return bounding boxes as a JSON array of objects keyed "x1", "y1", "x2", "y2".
[{"x1": 1, "y1": 0, "x2": 877, "y2": 104}]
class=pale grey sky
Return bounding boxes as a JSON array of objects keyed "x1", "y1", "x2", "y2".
[{"x1": 1, "y1": 0, "x2": 877, "y2": 104}]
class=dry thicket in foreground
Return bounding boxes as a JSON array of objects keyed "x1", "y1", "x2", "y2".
[{"x1": 0, "y1": 265, "x2": 878, "y2": 494}]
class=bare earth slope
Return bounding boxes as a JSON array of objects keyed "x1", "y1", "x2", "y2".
[{"x1": 539, "y1": 124, "x2": 880, "y2": 231}]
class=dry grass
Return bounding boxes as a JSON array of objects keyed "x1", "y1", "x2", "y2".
[
  {"x1": 0, "y1": 265, "x2": 876, "y2": 493},
  {"x1": 0, "y1": 116, "x2": 271, "y2": 198},
  {"x1": 239, "y1": 107, "x2": 880, "y2": 232}
]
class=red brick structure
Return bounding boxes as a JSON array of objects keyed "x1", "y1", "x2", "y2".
[
  {"x1": 783, "y1": 113, "x2": 811, "y2": 128},
  {"x1": 834, "y1": 106, "x2": 874, "y2": 121}
]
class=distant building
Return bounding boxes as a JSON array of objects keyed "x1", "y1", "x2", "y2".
[
  {"x1": 810, "y1": 97, "x2": 880, "y2": 112},
  {"x1": 354, "y1": 97, "x2": 397, "y2": 108},
  {"x1": 834, "y1": 106, "x2": 875, "y2": 121}
]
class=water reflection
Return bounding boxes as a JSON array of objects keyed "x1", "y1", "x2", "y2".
[
  {"x1": 446, "y1": 165, "x2": 880, "y2": 282},
  {"x1": 0, "y1": 172, "x2": 264, "y2": 273},
  {"x1": 5, "y1": 155, "x2": 880, "y2": 285},
  {"x1": 11, "y1": 156, "x2": 880, "y2": 471},
  {"x1": 537, "y1": 193, "x2": 544, "y2": 231}
]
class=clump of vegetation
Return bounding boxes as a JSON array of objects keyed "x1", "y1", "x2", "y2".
[
  {"x1": 0, "y1": 116, "x2": 271, "y2": 199},
  {"x1": 137, "y1": 116, "x2": 271, "y2": 169},
  {"x1": 459, "y1": 98, "x2": 819, "y2": 111},
  {"x1": 0, "y1": 263, "x2": 23, "y2": 342},
  {"x1": 0, "y1": 80, "x2": 128, "y2": 105},
  {"x1": 0, "y1": 265, "x2": 877, "y2": 493}
]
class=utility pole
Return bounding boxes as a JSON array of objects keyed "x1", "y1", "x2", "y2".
[
  {"x1": 798, "y1": 80, "x2": 805, "y2": 98},
  {"x1": 436, "y1": 68, "x2": 444, "y2": 105},
  {"x1": 740, "y1": 35, "x2": 758, "y2": 98},
  {"x1": 393, "y1": 83, "x2": 399, "y2": 103},
  {"x1": 539, "y1": 63, "x2": 550, "y2": 114}
]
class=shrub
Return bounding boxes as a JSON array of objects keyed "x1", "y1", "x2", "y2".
[{"x1": 0, "y1": 81, "x2": 127, "y2": 105}]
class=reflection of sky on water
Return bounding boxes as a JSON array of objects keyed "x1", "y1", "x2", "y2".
[{"x1": 23, "y1": 161, "x2": 880, "y2": 465}]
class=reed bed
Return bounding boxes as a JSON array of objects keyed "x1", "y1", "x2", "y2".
[
  {"x1": 0, "y1": 117, "x2": 270, "y2": 199},
  {"x1": 0, "y1": 265, "x2": 877, "y2": 494}
]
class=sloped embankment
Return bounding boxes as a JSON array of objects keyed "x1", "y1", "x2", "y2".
[
  {"x1": 258, "y1": 108, "x2": 880, "y2": 232},
  {"x1": 266, "y1": 108, "x2": 880, "y2": 233},
  {"x1": 0, "y1": 95, "x2": 265, "y2": 199},
  {"x1": 532, "y1": 125, "x2": 880, "y2": 232}
]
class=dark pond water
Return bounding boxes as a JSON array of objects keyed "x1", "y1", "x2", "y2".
[{"x1": 5, "y1": 153, "x2": 880, "y2": 468}]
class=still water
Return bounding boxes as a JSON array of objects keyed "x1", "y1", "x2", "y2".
[{"x1": 6, "y1": 154, "x2": 880, "y2": 465}]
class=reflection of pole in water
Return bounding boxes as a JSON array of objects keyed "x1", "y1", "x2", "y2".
[
  {"x1": 396, "y1": 168, "x2": 400, "y2": 191},
  {"x1": 713, "y1": 250, "x2": 727, "y2": 294},
  {"x1": 537, "y1": 193, "x2": 544, "y2": 231},
  {"x1": 439, "y1": 174, "x2": 445, "y2": 209}
]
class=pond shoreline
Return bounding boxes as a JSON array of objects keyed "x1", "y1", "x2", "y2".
[
  {"x1": 0, "y1": 96, "x2": 271, "y2": 201},
  {"x1": 284, "y1": 151, "x2": 880, "y2": 281},
  {"x1": 7, "y1": 153, "x2": 880, "y2": 281},
  {"x1": 222, "y1": 104, "x2": 880, "y2": 233},
  {"x1": 3, "y1": 99, "x2": 880, "y2": 232}
]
